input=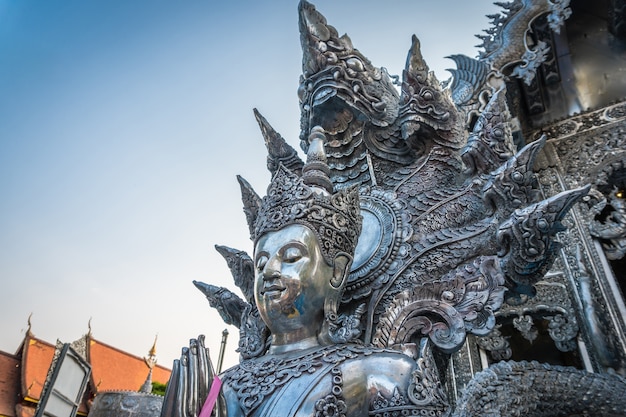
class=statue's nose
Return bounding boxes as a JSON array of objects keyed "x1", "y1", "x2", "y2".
[{"x1": 262, "y1": 256, "x2": 281, "y2": 280}]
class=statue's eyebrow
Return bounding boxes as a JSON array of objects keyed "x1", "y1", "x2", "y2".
[{"x1": 278, "y1": 241, "x2": 308, "y2": 255}]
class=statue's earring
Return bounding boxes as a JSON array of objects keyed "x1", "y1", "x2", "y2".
[
  {"x1": 320, "y1": 252, "x2": 362, "y2": 344},
  {"x1": 324, "y1": 303, "x2": 367, "y2": 344},
  {"x1": 324, "y1": 297, "x2": 340, "y2": 330},
  {"x1": 238, "y1": 305, "x2": 270, "y2": 359}
]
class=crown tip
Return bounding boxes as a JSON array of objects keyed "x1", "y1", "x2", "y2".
[{"x1": 302, "y1": 126, "x2": 333, "y2": 193}]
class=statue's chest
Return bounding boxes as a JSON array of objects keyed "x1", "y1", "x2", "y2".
[{"x1": 221, "y1": 344, "x2": 382, "y2": 416}]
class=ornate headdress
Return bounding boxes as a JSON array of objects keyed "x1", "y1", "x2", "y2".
[{"x1": 241, "y1": 126, "x2": 362, "y2": 264}]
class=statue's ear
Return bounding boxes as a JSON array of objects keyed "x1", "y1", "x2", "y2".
[{"x1": 330, "y1": 253, "x2": 352, "y2": 288}]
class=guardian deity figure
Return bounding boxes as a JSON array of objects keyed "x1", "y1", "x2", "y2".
[{"x1": 220, "y1": 128, "x2": 447, "y2": 416}]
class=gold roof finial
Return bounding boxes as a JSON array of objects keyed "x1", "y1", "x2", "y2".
[
  {"x1": 26, "y1": 312, "x2": 33, "y2": 336},
  {"x1": 144, "y1": 334, "x2": 158, "y2": 369}
]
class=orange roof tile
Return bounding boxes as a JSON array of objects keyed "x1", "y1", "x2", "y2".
[
  {"x1": 88, "y1": 338, "x2": 170, "y2": 393},
  {"x1": 19, "y1": 335, "x2": 55, "y2": 403},
  {"x1": 14, "y1": 404, "x2": 34, "y2": 417},
  {"x1": 0, "y1": 350, "x2": 20, "y2": 417}
]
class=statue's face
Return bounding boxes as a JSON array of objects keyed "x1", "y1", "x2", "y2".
[{"x1": 254, "y1": 224, "x2": 334, "y2": 338}]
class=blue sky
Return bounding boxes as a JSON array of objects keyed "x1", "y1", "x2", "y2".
[{"x1": 0, "y1": 1, "x2": 500, "y2": 371}]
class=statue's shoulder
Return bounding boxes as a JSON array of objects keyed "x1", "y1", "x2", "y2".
[{"x1": 339, "y1": 345, "x2": 419, "y2": 394}]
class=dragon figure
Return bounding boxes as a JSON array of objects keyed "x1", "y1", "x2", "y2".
[
  {"x1": 162, "y1": 2, "x2": 626, "y2": 416},
  {"x1": 590, "y1": 188, "x2": 626, "y2": 260}
]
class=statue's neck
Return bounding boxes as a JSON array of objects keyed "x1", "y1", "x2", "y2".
[{"x1": 268, "y1": 335, "x2": 320, "y2": 355}]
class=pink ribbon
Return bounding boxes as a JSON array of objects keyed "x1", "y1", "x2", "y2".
[{"x1": 199, "y1": 376, "x2": 222, "y2": 417}]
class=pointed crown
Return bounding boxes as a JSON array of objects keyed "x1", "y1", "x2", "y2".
[{"x1": 243, "y1": 126, "x2": 362, "y2": 264}]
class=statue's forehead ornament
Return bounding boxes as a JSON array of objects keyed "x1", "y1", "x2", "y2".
[{"x1": 245, "y1": 126, "x2": 362, "y2": 264}]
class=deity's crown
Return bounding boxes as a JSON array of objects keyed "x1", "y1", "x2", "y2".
[{"x1": 241, "y1": 126, "x2": 362, "y2": 264}]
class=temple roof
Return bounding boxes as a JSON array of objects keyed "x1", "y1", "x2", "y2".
[
  {"x1": 17, "y1": 334, "x2": 90, "y2": 415},
  {"x1": 0, "y1": 350, "x2": 20, "y2": 417},
  {"x1": 0, "y1": 332, "x2": 171, "y2": 417},
  {"x1": 88, "y1": 338, "x2": 171, "y2": 392},
  {"x1": 19, "y1": 335, "x2": 55, "y2": 404}
]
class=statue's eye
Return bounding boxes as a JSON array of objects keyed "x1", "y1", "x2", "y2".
[
  {"x1": 282, "y1": 247, "x2": 303, "y2": 263},
  {"x1": 256, "y1": 255, "x2": 268, "y2": 271},
  {"x1": 420, "y1": 89, "x2": 434, "y2": 100}
]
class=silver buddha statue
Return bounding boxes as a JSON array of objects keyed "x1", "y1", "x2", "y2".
[{"x1": 216, "y1": 127, "x2": 447, "y2": 416}]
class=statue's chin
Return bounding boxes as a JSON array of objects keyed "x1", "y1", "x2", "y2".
[{"x1": 260, "y1": 302, "x2": 299, "y2": 326}]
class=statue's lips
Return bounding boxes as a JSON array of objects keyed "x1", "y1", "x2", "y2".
[{"x1": 261, "y1": 283, "x2": 286, "y2": 297}]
